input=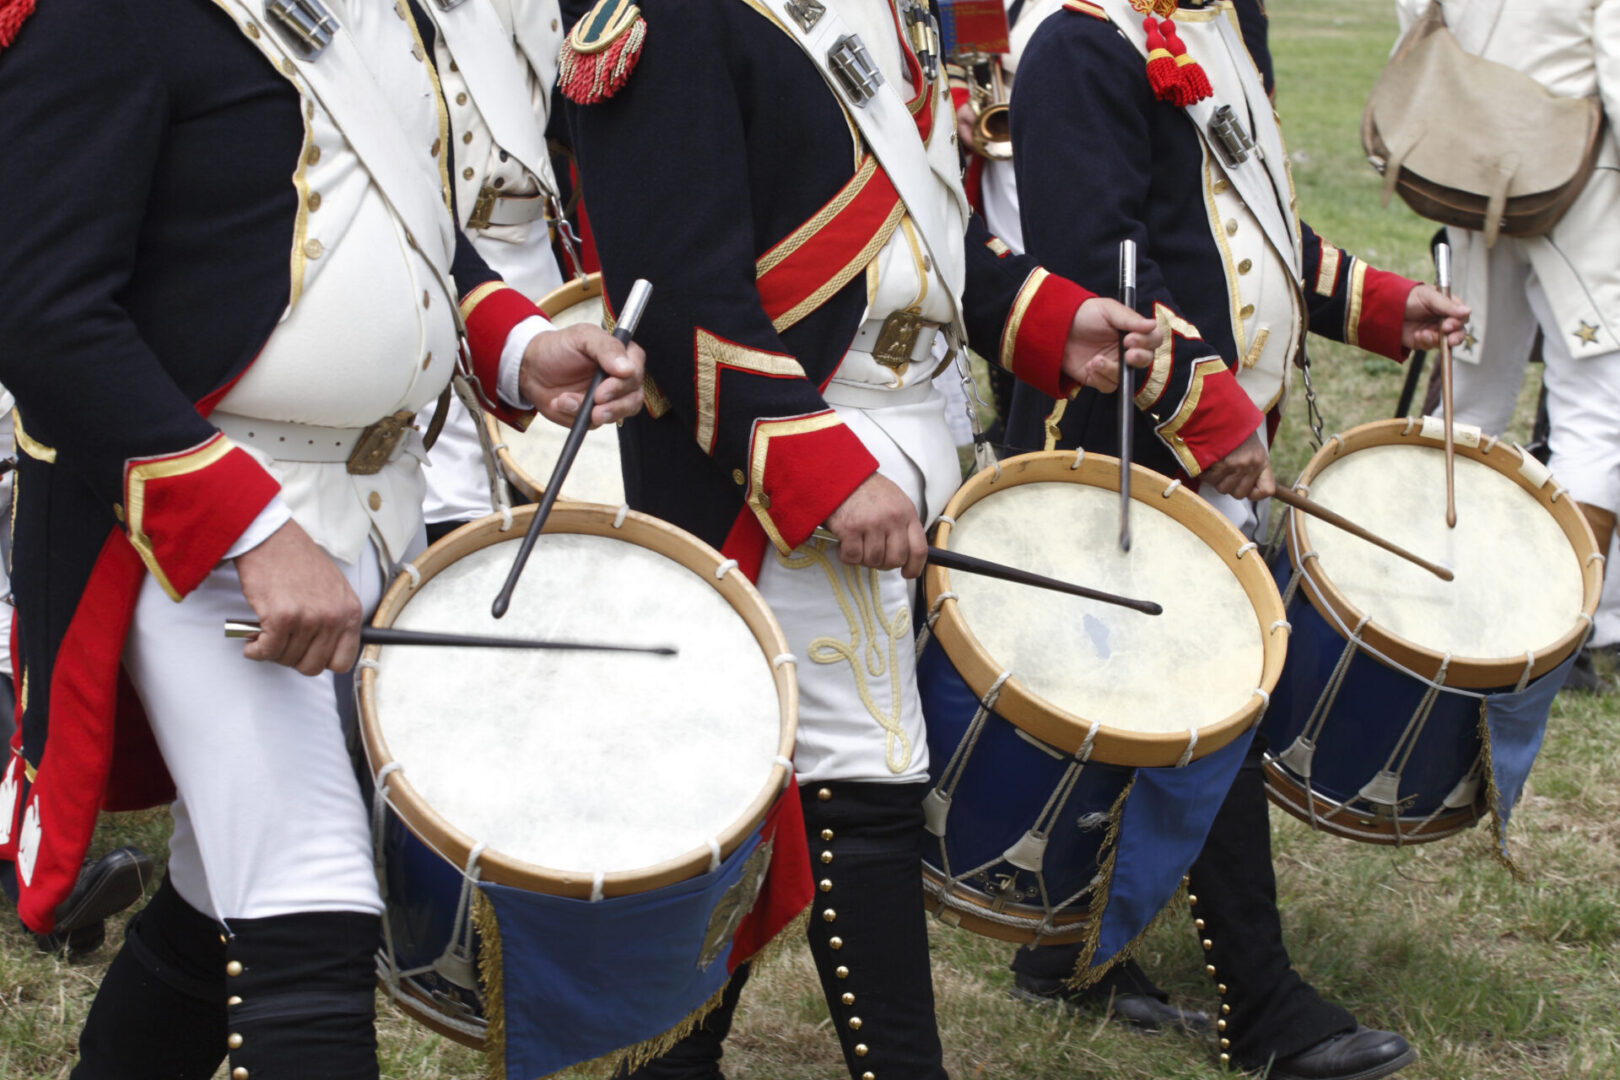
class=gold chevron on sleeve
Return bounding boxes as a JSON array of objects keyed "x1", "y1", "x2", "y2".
[{"x1": 694, "y1": 328, "x2": 805, "y2": 455}]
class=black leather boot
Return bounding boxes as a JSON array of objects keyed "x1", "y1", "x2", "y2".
[
  {"x1": 223, "y1": 909, "x2": 382, "y2": 1079},
  {"x1": 1008, "y1": 950, "x2": 1209, "y2": 1034},
  {"x1": 802, "y1": 780, "x2": 949, "y2": 1080},
  {"x1": 71, "y1": 876, "x2": 229, "y2": 1080}
]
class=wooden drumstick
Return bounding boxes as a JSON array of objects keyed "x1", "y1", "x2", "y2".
[
  {"x1": 1436, "y1": 242, "x2": 1457, "y2": 528},
  {"x1": 1272, "y1": 487, "x2": 1454, "y2": 582},
  {"x1": 810, "y1": 528, "x2": 1163, "y2": 615},
  {"x1": 1117, "y1": 238, "x2": 1137, "y2": 553},
  {"x1": 492, "y1": 278, "x2": 653, "y2": 619},
  {"x1": 224, "y1": 620, "x2": 677, "y2": 656}
]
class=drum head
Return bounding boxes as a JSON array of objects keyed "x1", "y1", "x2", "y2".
[
  {"x1": 1288, "y1": 420, "x2": 1600, "y2": 688},
  {"x1": 486, "y1": 273, "x2": 626, "y2": 506},
  {"x1": 926, "y1": 452, "x2": 1287, "y2": 767},
  {"x1": 357, "y1": 506, "x2": 796, "y2": 898}
]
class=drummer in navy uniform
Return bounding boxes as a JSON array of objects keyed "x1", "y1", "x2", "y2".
[
  {"x1": 561, "y1": 0, "x2": 1161, "y2": 1073},
  {"x1": 0, "y1": 2, "x2": 641, "y2": 1076},
  {"x1": 996, "y1": 2, "x2": 1468, "y2": 1078}
]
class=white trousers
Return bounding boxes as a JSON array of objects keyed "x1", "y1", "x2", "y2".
[
  {"x1": 123, "y1": 546, "x2": 389, "y2": 924},
  {"x1": 1440, "y1": 241, "x2": 1620, "y2": 513}
]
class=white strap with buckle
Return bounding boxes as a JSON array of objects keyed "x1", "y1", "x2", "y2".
[
  {"x1": 821, "y1": 377, "x2": 937, "y2": 411},
  {"x1": 213, "y1": 412, "x2": 420, "y2": 466},
  {"x1": 848, "y1": 316, "x2": 942, "y2": 366},
  {"x1": 471, "y1": 190, "x2": 549, "y2": 230}
]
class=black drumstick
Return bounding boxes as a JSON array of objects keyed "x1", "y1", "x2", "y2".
[
  {"x1": 1118, "y1": 238, "x2": 1137, "y2": 553},
  {"x1": 492, "y1": 278, "x2": 653, "y2": 618},
  {"x1": 224, "y1": 619, "x2": 677, "y2": 656}
]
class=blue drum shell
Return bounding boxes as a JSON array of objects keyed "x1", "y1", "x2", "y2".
[
  {"x1": 917, "y1": 635, "x2": 1133, "y2": 930},
  {"x1": 378, "y1": 803, "x2": 485, "y2": 1019},
  {"x1": 1263, "y1": 546, "x2": 1487, "y2": 824}
]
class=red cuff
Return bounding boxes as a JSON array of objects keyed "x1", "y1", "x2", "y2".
[
  {"x1": 744, "y1": 411, "x2": 878, "y2": 554},
  {"x1": 1157, "y1": 360, "x2": 1264, "y2": 475},
  {"x1": 1353, "y1": 265, "x2": 1416, "y2": 363},
  {"x1": 950, "y1": 85, "x2": 971, "y2": 113},
  {"x1": 1000, "y1": 269, "x2": 1095, "y2": 399},
  {"x1": 123, "y1": 434, "x2": 280, "y2": 601},
  {"x1": 460, "y1": 281, "x2": 542, "y2": 429}
]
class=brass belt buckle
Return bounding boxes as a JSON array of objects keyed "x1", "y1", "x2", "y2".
[
  {"x1": 467, "y1": 186, "x2": 499, "y2": 231},
  {"x1": 347, "y1": 410, "x2": 417, "y2": 476},
  {"x1": 870, "y1": 310, "x2": 931, "y2": 372}
]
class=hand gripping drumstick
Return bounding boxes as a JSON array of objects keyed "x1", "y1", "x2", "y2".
[
  {"x1": 224, "y1": 620, "x2": 677, "y2": 656},
  {"x1": 1270, "y1": 488, "x2": 1454, "y2": 582},
  {"x1": 492, "y1": 279, "x2": 653, "y2": 619},
  {"x1": 1436, "y1": 242, "x2": 1457, "y2": 528},
  {"x1": 810, "y1": 528, "x2": 1162, "y2": 615},
  {"x1": 1117, "y1": 239, "x2": 1137, "y2": 553}
]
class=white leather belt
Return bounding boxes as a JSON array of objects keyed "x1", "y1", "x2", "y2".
[
  {"x1": 467, "y1": 187, "x2": 549, "y2": 230},
  {"x1": 822, "y1": 377, "x2": 938, "y2": 411},
  {"x1": 849, "y1": 313, "x2": 945, "y2": 369},
  {"x1": 213, "y1": 411, "x2": 423, "y2": 472}
]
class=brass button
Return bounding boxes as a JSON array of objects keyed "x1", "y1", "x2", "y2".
[
  {"x1": 1217, "y1": 1019, "x2": 1227, "y2": 1032},
  {"x1": 820, "y1": 851, "x2": 833, "y2": 864},
  {"x1": 1220, "y1": 1038, "x2": 1230, "y2": 1049},
  {"x1": 219, "y1": 933, "x2": 228, "y2": 945},
  {"x1": 226, "y1": 961, "x2": 244, "y2": 977},
  {"x1": 822, "y1": 908, "x2": 836, "y2": 923},
  {"x1": 820, "y1": 828, "x2": 834, "y2": 841},
  {"x1": 1222, "y1": 1004, "x2": 1231, "y2": 1014},
  {"x1": 228, "y1": 1033, "x2": 244, "y2": 1049},
  {"x1": 1202, "y1": 938, "x2": 1214, "y2": 950},
  {"x1": 113, "y1": 502, "x2": 126, "y2": 522},
  {"x1": 836, "y1": 966, "x2": 849, "y2": 979},
  {"x1": 1212, "y1": 179, "x2": 1230, "y2": 193},
  {"x1": 854, "y1": 1044, "x2": 868, "y2": 1058},
  {"x1": 423, "y1": 290, "x2": 432, "y2": 309},
  {"x1": 422, "y1": 352, "x2": 432, "y2": 370},
  {"x1": 842, "y1": 993, "x2": 855, "y2": 1005},
  {"x1": 1217, "y1": 983, "x2": 1228, "y2": 994},
  {"x1": 921, "y1": 254, "x2": 932, "y2": 272},
  {"x1": 233, "y1": 1069, "x2": 249, "y2": 1080},
  {"x1": 817, "y1": 787, "x2": 832, "y2": 801},
  {"x1": 395, "y1": 0, "x2": 406, "y2": 16},
  {"x1": 431, "y1": 137, "x2": 442, "y2": 157},
  {"x1": 1220, "y1": 1054, "x2": 1231, "y2": 1065},
  {"x1": 1188, "y1": 894, "x2": 1198, "y2": 906},
  {"x1": 368, "y1": 491, "x2": 382, "y2": 511},
  {"x1": 493, "y1": 177, "x2": 506, "y2": 190},
  {"x1": 306, "y1": 101, "x2": 316, "y2": 120},
  {"x1": 228, "y1": 996, "x2": 243, "y2": 1007},
  {"x1": 732, "y1": 469, "x2": 746, "y2": 485},
  {"x1": 412, "y1": 42, "x2": 425, "y2": 61},
  {"x1": 1237, "y1": 258, "x2": 1252, "y2": 274},
  {"x1": 463, "y1": 167, "x2": 475, "y2": 180},
  {"x1": 1239, "y1": 304, "x2": 1255, "y2": 319},
  {"x1": 848, "y1": 1016, "x2": 862, "y2": 1030},
  {"x1": 449, "y1": 59, "x2": 459, "y2": 72},
  {"x1": 456, "y1": 92, "x2": 468, "y2": 106},
  {"x1": 863, "y1": 1074, "x2": 874, "y2": 1080},
  {"x1": 463, "y1": 131, "x2": 474, "y2": 145},
  {"x1": 280, "y1": 58, "x2": 296, "y2": 76},
  {"x1": 245, "y1": 22, "x2": 260, "y2": 38},
  {"x1": 551, "y1": 17, "x2": 559, "y2": 29},
  {"x1": 829, "y1": 936, "x2": 843, "y2": 950},
  {"x1": 303, "y1": 238, "x2": 323, "y2": 260},
  {"x1": 308, "y1": 191, "x2": 322, "y2": 212},
  {"x1": 306, "y1": 145, "x2": 321, "y2": 166},
  {"x1": 1205, "y1": 964, "x2": 1217, "y2": 976},
  {"x1": 1194, "y1": 919, "x2": 1206, "y2": 930},
  {"x1": 819, "y1": 879, "x2": 833, "y2": 892},
  {"x1": 1224, "y1": 220, "x2": 1239, "y2": 236}
]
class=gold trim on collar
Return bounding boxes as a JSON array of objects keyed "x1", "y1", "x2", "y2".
[
  {"x1": 12, "y1": 412, "x2": 56, "y2": 464},
  {"x1": 125, "y1": 435, "x2": 239, "y2": 602},
  {"x1": 695, "y1": 330, "x2": 806, "y2": 455}
]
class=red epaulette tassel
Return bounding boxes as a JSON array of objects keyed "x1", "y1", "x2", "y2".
[
  {"x1": 0, "y1": 0, "x2": 39, "y2": 51},
  {"x1": 1142, "y1": 15, "x2": 1212, "y2": 107}
]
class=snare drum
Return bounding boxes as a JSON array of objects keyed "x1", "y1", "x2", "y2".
[
  {"x1": 357, "y1": 506, "x2": 798, "y2": 1077},
  {"x1": 916, "y1": 451, "x2": 1286, "y2": 949},
  {"x1": 483, "y1": 273, "x2": 626, "y2": 505},
  {"x1": 1263, "y1": 418, "x2": 1601, "y2": 844}
]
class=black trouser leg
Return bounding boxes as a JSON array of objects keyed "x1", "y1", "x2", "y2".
[
  {"x1": 615, "y1": 964, "x2": 752, "y2": 1080},
  {"x1": 224, "y1": 910, "x2": 382, "y2": 1079},
  {"x1": 1008, "y1": 944, "x2": 1168, "y2": 1002},
  {"x1": 803, "y1": 781, "x2": 949, "y2": 1080},
  {"x1": 71, "y1": 877, "x2": 229, "y2": 1080},
  {"x1": 1190, "y1": 743, "x2": 1353, "y2": 1070}
]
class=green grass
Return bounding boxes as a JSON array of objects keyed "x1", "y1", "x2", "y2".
[{"x1": 2, "y1": 1, "x2": 1612, "y2": 1077}]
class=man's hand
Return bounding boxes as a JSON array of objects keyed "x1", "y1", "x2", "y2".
[
  {"x1": 824, "y1": 473, "x2": 928, "y2": 579},
  {"x1": 520, "y1": 325, "x2": 646, "y2": 429},
  {"x1": 1402, "y1": 283, "x2": 1471, "y2": 351},
  {"x1": 1201, "y1": 428, "x2": 1276, "y2": 501},
  {"x1": 234, "y1": 520, "x2": 363, "y2": 676},
  {"x1": 1062, "y1": 298, "x2": 1160, "y2": 393}
]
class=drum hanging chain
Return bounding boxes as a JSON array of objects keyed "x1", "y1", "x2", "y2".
[{"x1": 1300, "y1": 347, "x2": 1327, "y2": 449}]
